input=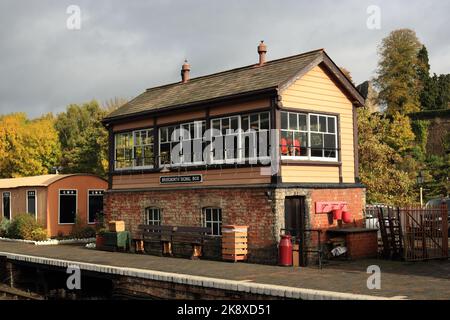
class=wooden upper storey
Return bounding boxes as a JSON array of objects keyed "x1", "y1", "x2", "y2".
[{"x1": 104, "y1": 50, "x2": 364, "y2": 190}]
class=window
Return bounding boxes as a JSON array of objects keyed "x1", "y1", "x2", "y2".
[
  {"x1": 88, "y1": 190, "x2": 104, "y2": 224},
  {"x1": 210, "y1": 111, "x2": 270, "y2": 164},
  {"x1": 115, "y1": 129, "x2": 154, "y2": 169},
  {"x1": 159, "y1": 121, "x2": 206, "y2": 166},
  {"x1": 145, "y1": 207, "x2": 161, "y2": 225},
  {"x1": 59, "y1": 190, "x2": 77, "y2": 224},
  {"x1": 202, "y1": 208, "x2": 222, "y2": 236},
  {"x1": 2, "y1": 192, "x2": 11, "y2": 220},
  {"x1": 26, "y1": 190, "x2": 37, "y2": 217},
  {"x1": 280, "y1": 111, "x2": 337, "y2": 161}
]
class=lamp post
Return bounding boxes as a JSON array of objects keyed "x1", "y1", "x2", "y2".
[{"x1": 416, "y1": 170, "x2": 424, "y2": 207}]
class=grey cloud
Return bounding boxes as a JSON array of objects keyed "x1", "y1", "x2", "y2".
[{"x1": 0, "y1": 0, "x2": 449, "y2": 117}]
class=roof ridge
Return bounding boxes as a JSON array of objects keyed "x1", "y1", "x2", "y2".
[{"x1": 145, "y1": 48, "x2": 325, "y2": 92}]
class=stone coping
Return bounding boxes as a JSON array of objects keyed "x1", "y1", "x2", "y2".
[{"x1": 0, "y1": 251, "x2": 403, "y2": 300}]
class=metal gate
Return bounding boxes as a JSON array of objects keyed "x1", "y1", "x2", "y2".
[
  {"x1": 401, "y1": 206, "x2": 448, "y2": 261},
  {"x1": 365, "y1": 204, "x2": 448, "y2": 261}
]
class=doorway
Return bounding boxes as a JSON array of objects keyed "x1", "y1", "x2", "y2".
[{"x1": 284, "y1": 196, "x2": 306, "y2": 266}]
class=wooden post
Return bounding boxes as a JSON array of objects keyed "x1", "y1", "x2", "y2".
[{"x1": 442, "y1": 204, "x2": 448, "y2": 258}]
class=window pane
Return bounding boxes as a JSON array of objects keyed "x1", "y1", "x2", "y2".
[
  {"x1": 327, "y1": 117, "x2": 336, "y2": 133},
  {"x1": 281, "y1": 112, "x2": 288, "y2": 129},
  {"x1": 3, "y1": 193, "x2": 10, "y2": 219},
  {"x1": 221, "y1": 118, "x2": 229, "y2": 135},
  {"x1": 289, "y1": 113, "x2": 298, "y2": 130},
  {"x1": 160, "y1": 143, "x2": 171, "y2": 164},
  {"x1": 241, "y1": 116, "x2": 249, "y2": 131},
  {"x1": 310, "y1": 115, "x2": 318, "y2": 131},
  {"x1": 299, "y1": 114, "x2": 307, "y2": 131},
  {"x1": 230, "y1": 117, "x2": 238, "y2": 131},
  {"x1": 27, "y1": 193, "x2": 36, "y2": 215},
  {"x1": 260, "y1": 112, "x2": 269, "y2": 130},
  {"x1": 59, "y1": 191, "x2": 77, "y2": 224},
  {"x1": 250, "y1": 114, "x2": 259, "y2": 130},
  {"x1": 88, "y1": 194, "x2": 103, "y2": 224},
  {"x1": 212, "y1": 119, "x2": 220, "y2": 133},
  {"x1": 319, "y1": 116, "x2": 327, "y2": 133},
  {"x1": 160, "y1": 128, "x2": 168, "y2": 143},
  {"x1": 294, "y1": 132, "x2": 308, "y2": 156},
  {"x1": 310, "y1": 133, "x2": 323, "y2": 157},
  {"x1": 324, "y1": 134, "x2": 336, "y2": 158}
]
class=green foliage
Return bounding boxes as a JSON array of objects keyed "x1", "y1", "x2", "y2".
[
  {"x1": 375, "y1": 29, "x2": 423, "y2": 115},
  {"x1": 0, "y1": 218, "x2": 11, "y2": 237},
  {"x1": 411, "y1": 119, "x2": 430, "y2": 158},
  {"x1": 7, "y1": 213, "x2": 47, "y2": 240},
  {"x1": 30, "y1": 227, "x2": 48, "y2": 241},
  {"x1": 358, "y1": 107, "x2": 418, "y2": 205},
  {"x1": 0, "y1": 113, "x2": 61, "y2": 178},
  {"x1": 55, "y1": 101, "x2": 109, "y2": 177},
  {"x1": 70, "y1": 214, "x2": 96, "y2": 239}
]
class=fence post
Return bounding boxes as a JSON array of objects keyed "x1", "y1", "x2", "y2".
[{"x1": 442, "y1": 204, "x2": 448, "y2": 258}]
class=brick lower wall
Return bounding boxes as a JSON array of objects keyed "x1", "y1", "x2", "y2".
[
  {"x1": 104, "y1": 186, "x2": 367, "y2": 265},
  {"x1": 346, "y1": 231, "x2": 378, "y2": 259},
  {"x1": 104, "y1": 188, "x2": 277, "y2": 264}
]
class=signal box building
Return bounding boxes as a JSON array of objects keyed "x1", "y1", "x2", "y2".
[{"x1": 102, "y1": 42, "x2": 367, "y2": 264}]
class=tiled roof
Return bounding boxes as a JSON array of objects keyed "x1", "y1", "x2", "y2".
[{"x1": 105, "y1": 49, "x2": 325, "y2": 120}]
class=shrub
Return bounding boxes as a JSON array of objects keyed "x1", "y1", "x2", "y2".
[
  {"x1": 70, "y1": 215, "x2": 96, "y2": 239},
  {"x1": 7, "y1": 213, "x2": 47, "y2": 240},
  {"x1": 30, "y1": 227, "x2": 48, "y2": 241},
  {"x1": 0, "y1": 218, "x2": 11, "y2": 237}
]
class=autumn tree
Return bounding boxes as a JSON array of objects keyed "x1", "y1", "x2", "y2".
[
  {"x1": 0, "y1": 113, "x2": 61, "y2": 178},
  {"x1": 375, "y1": 29, "x2": 423, "y2": 115},
  {"x1": 55, "y1": 98, "x2": 124, "y2": 177}
]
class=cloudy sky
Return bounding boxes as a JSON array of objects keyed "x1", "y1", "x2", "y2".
[{"x1": 0, "y1": 0, "x2": 449, "y2": 118}]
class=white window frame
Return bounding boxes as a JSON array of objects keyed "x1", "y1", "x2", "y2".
[
  {"x1": 145, "y1": 207, "x2": 161, "y2": 225},
  {"x1": 87, "y1": 189, "x2": 105, "y2": 225},
  {"x1": 280, "y1": 111, "x2": 338, "y2": 162},
  {"x1": 2, "y1": 191, "x2": 11, "y2": 220},
  {"x1": 202, "y1": 207, "x2": 222, "y2": 236},
  {"x1": 210, "y1": 111, "x2": 271, "y2": 165},
  {"x1": 159, "y1": 120, "x2": 206, "y2": 167},
  {"x1": 26, "y1": 190, "x2": 38, "y2": 220},
  {"x1": 114, "y1": 129, "x2": 154, "y2": 170},
  {"x1": 58, "y1": 189, "x2": 78, "y2": 225}
]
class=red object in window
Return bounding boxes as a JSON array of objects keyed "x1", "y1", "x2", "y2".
[
  {"x1": 293, "y1": 139, "x2": 301, "y2": 155},
  {"x1": 342, "y1": 211, "x2": 352, "y2": 223},
  {"x1": 280, "y1": 137, "x2": 288, "y2": 155},
  {"x1": 332, "y1": 209, "x2": 342, "y2": 220}
]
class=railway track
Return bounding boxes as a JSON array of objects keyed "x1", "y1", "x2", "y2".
[{"x1": 0, "y1": 284, "x2": 44, "y2": 300}]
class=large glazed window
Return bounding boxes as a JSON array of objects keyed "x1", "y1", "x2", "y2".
[
  {"x1": 159, "y1": 120, "x2": 206, "y2": 166},
  {"x1": 88, "y1": 190, "x2": 104, "y2": 224},
  {"x1": 114, "y1": 129, "x2": 154, "y2": 169},
  {"x1": 59, "y1": 190, "x2": 77, "y2": 224},
  {"x1": 280, "y1": 111, "x2": 338, "y2": 161},
  {"x1": 2, "y1": 192, "x2": 11, "y2": 220}
]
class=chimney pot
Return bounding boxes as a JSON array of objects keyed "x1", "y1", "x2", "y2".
[
  {"x1": 181, "y1": 59, "x2": 190, "y2": 83},
  {"x1": 257, "y1": 40, "x2": 267, "y2": 66}
]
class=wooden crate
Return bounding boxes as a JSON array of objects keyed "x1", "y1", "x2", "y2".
[
  {"x1": 108, "y1": 220, "x2": 125, "y2": 232},
  {"x1": 221, "y1": 225, "x2": 248, "y2": 262}
]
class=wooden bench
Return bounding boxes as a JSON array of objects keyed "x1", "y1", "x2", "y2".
[{"x1": 134, "y1": 225, "x2": 210, "y2": 259}]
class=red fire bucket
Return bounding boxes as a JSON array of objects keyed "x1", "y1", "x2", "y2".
[
  {"x1": 342, "y1": 211, "x2": 352, "y2": 223},
  {"x1": 332, "y1": 209, "x2": 342, "y2": 220}
]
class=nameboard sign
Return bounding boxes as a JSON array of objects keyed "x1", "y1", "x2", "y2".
[{"x1": 160, "y1": 174, "x2": 203, "y2": 184}]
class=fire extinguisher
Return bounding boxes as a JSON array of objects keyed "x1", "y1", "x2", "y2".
[{"x1": 278, "y1": 233, "x2": 293, "y2": 266}]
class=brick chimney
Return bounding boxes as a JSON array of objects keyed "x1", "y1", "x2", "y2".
[
  {"x1": 181, "y1": 59, "x2": 190, "y2": 83},
  {"x1": 257, "y1": 40, "x2": 267, "y2": 66}
]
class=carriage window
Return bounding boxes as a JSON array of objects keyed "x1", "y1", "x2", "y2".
[
  {"x1": 59, "y1": 190, "x2": 77, "y2": 224},
  {"x1": 26, "y1": 190, "x2": 37, "y2": 217},
  {"x1": 88, "y1": 190, "x2": 104, "y2": 224}
]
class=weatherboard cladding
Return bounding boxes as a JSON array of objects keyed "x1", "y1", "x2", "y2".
[{"x1": 104, "y1": 50, "x2": 325, "y2": 120}]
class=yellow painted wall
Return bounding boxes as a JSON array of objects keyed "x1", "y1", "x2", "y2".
[{"x1": 280, "y1": 64, "x2": 355, "y2": 183}]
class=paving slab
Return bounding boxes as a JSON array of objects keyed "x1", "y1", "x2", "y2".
[{"x1": 0, "y1": 241, "x2": 449, "y2": 299}]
